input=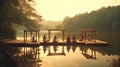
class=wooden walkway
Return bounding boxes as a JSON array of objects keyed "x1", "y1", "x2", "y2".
[{"x1": 1, "y1": 39, "x2": 108, "y2": 47}]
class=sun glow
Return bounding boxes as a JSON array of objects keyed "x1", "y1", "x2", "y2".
[{"x1": 34, "y1": 0, "x2": 120, "y2": 21}]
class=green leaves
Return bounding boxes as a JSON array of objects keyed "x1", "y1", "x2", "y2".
[{"x1": 0, "y1": 0, "x2": 42, "y2": 39}]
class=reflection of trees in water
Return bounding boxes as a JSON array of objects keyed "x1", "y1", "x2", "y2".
[
  {"x1": 0, "y1": 46, "x2": 20, "y2": 67},
  {"x1": 17, "y1": 47, "x2": 42, "y2": 67},
  {"x1": 17, "y1": 53, "x2": 42, "y2": 67},
  {"x1": 92, "y1": 46, "x2": 120, "y2": 56},
  {"x1": 1, "y1": 45, "x2": 117, "y2": 66},
  {"x1": 108, "y1": 57, "x2": 120, "y2": 67},
  {"x1": 0, "y1": 47, "x2": 42, "y2": 67},
  {"x1": 96, "y1": 32, "x2": 120, "y2": 56}
]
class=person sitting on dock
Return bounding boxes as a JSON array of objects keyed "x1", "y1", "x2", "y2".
[
  {"x1": 32, "y1": 35, "x2": 37, "y2": 42},
  {"x1": 53, "y1": 35, "x2": 58, "y2": 43},
  {"x1": 43, "y1": 34, "x2": 48, "y2": 43},
  {"x1": 66, "y1": 35, "x2": 71, "y2": 43},
  {"x1": 72, "y1": 35, "x2": 76, "y2": 43}
]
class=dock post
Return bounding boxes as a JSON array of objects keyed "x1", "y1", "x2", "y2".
[
  {"x1": 26, "y1": 31, "x2": 27, "y2": 41},
  {"x1": 84, "y1": 32, "x2": 86, "y2": 42},
  {"x1": 62, "y1": 30, "x2": 65, "y2": 41},
  {"x1": 94, "y1": 32, "x2": 96, "y2": 42},
  {"x1": 38, "y1": 31, "x2": 40, "y2": 42},
  {"x1": 91, "y1": 32, "x2": 93, "y2": 42},
  {"x1": 62, "y1": 46, "x2": 64, "y2": 53},
  {"x1": 48, "y1": 30, "x2": 50, "y2": 41},
  {"x1": 36, "y1": 31, "x2": 37, "y2": 41},
  {"x1": 30, "y1": 31, "x2": 32, "y2": 40},
  {"x1": 94, "y1": 50, "x2": 96, "y2": 58},
  {"x1": 24, "y1": 30, "x2": 25, "y2": 42}
]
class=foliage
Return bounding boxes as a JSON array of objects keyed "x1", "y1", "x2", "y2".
[
  {"x1": 0, "y1": 0, "x2": 42, "y2": 39},
  {"x1": 62, "y1": 5, "x2": 120, "y2": 32}
]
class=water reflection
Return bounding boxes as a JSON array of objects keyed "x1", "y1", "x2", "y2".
[
  {"x1": 43, "y1": 45, "x2": 48, "y2": 53},
  {"x1": 66, "y1": 45, "x2": 70, "y2": 52},
  {"x1": 11, "y1": 32, "x2": 120, "y2": 67},
  {"x1": 80, "y1": 46, "x2": 96, "y2": 59},
  {"x1": 109, "y1": 57, "x2": 120, "y2": 67},
  {"x1": 0, "y1": 45, "x2": 119, "y2": 67},
  {"x1": 72, "y1": 45, "x2": 77, "y2": 53},
  {"x1": 15, "y1": 47, "x2": 42, "y2": 67},
  {"x1": 47, "y1": 46, "x2": 66, "y2": 56}
]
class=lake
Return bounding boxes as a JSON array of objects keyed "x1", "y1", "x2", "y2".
[{"x1": 0, "y1": 32, "x2": 120, "y2": 67}]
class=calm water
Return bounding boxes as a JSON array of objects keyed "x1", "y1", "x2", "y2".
[{"x1": 0, "y1": 32, "x2": 120, "y2": 67}]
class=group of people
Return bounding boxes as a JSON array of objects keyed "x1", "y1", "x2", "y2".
[
  {"x1": 67, "y1": 35, "x2": 77, "y2": 43},
  {"x1": 43, "y1": 34, "x2": 78, "y2": 43},
  {"x1": 32, "y1": 34, "x2": 84, "y2": 43},
  {"x1": 43, "y1": 35, "x2": 58, "y2": 43}
]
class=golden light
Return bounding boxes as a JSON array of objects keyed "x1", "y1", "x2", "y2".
[{"x1": 34, "y1": 0, "x2": 120, "y2": 21}]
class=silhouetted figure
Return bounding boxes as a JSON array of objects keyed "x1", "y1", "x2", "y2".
[
  {"x1": 72, "y1": 35, "x2": 76, "y2": 43},
  {"x1": 72, "y1": 46, "x2": 77, "y2": 53},
  {"x1": 66, "y1": 35, "x2": 71, "y2": 43},
  {"x1": 43, "y1": 34, "x2": 47, "y2": 43},
  {"x1": 66, "y1": 45, "x2": 70, "y2": 52},
  {"x1": 53, "y1": 45, "x2": 58, "y2": 53},
  {"x1": 53, "y1": 35, "x2": 58, "y2": 43},
  {"x1": 32, "y1": 35, "x2": 37, "y2": 42}
]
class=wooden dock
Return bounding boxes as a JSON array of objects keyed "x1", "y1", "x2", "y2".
[
  {"x1": 1, "y1": 39, "x2": 108, "y2": 47},
  {"x1": 5, "y1": 29, "x2": 108, "y2": 47}
]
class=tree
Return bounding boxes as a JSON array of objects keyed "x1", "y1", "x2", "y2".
[{"x1": 0, "y1": 0, "x2": 42, "y2": 39}]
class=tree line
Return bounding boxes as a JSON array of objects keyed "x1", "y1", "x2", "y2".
[{"x1": 61, "y1": 5, "x2": 120, "y2": 32}]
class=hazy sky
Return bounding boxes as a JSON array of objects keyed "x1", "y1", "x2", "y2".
[{"x1": 34, "y1": 0, "x2": 120, "y2": 21}]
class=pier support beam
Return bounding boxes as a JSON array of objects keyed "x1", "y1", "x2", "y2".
[
  {"x1": 48, "y1": 30, "x2": 51, "y2": 41},
  {"x1": 81, "y1": 29, "x2": 96, "y2": 42},
  {"x1": 23, "y1": 30, "x2": 40, "y2": 42},
  {"x1": 47, "y1": 29, "x2": 65, "y2": 42}
]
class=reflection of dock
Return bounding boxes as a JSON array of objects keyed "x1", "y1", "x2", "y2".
[
  {"x1": 47, "y1": 46, "x2": 66, "y2": 56},
  {"x1": 81, "y1": 46, "x2": 97, "y2": 60},
  {"x1": 82, "y1": 53, "x2": 96, "y2": 59},
  {"x1": 2, "y1": 39, "x2": 108, "y2": 47}
]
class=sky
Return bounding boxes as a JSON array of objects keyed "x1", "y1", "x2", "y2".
[{"x1": 34, "y1": 0, "x2": 120, "y2": 21}]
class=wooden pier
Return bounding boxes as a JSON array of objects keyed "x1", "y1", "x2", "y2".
[
  {"x1": 2, "y1": 39, "x2": 108, "y2": 47},
  {"x1": 1, "y1": 29, "x2": 108, "y2": 47}
]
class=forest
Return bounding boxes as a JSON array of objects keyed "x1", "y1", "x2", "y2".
[
  {"x1": 61, "y1": 5, "x2": 120, "y2": 32},
  {"x1": 0, "y1": 0, "x2": 42, "y2": 39}
]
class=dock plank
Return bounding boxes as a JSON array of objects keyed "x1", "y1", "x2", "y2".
[{"x1": 85, "y1": 40, "x2": 108, "y2": 45}]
